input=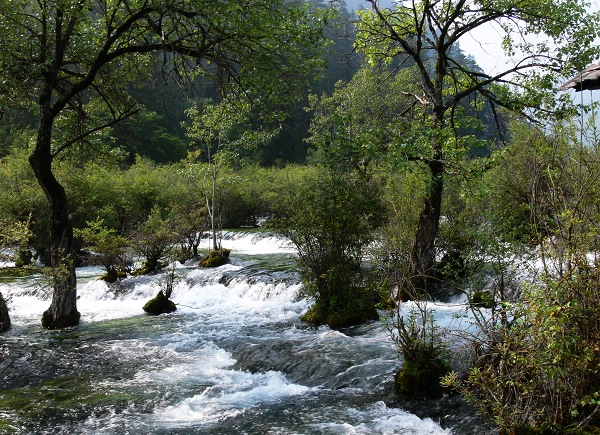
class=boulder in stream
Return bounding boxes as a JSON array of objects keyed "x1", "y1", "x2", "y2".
[
  {"x1": 142, "y1": 290, "x2": 177, "y2": 315},
  {"x1": 395, "y1": 354, "x2": 450, "y2": 398},
  {"x1": 0, "y1": 291, "x2": 10, "y2": 332},
  {"x1": 300, "y1": 303, "x2": 379, "y2": 329},
  {"x1": 199, "y1": 248, "x2": 230, "y2": 268}
]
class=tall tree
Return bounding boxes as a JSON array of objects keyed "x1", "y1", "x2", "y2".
[
  {"x1": 355, "y1": 0, "x2": 600, "y2": 292},
  {"x1": 184, "y1": 96, "x2": 277, "y2": 251},
  {"x1": 0, "y1": 0, "x2": 327, "y2": 328}
]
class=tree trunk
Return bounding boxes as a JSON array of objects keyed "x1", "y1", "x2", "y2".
[
  {"x1": 210, "y1": 168, "x2": 219, "y2": 251},
  {"x1": 0, "y1": 292, "x2": 10, "y2": 332},
  {"x1": 29, "y1": 112, "x2": 80, "y2": 329},
  {"x1": 408, "y1": 158, "x2": 444, "y2": 294},
  {"x1": 407, "y1": 95, "x2": 445, "y2": 295}
]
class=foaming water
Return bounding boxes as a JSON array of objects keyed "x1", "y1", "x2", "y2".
[
  {"x1": 159, "y1": 369, "x2": 310, "y2": 425},
  {"x1": 0, "y1": 232, "x2": 458, "y2": 434},
  {"x1": 219, "y1": 230, "x2": 296, "y2": 254},
  {"x1": 310, "y1": 401, "x2": 449, "y2": 434}
]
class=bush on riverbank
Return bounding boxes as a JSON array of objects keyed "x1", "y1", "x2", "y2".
[{"x1": 441, "y1": 121, "x2": 600, "y2": 433}]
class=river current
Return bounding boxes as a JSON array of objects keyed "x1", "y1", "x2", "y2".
[{"x1": 0, "y1": 232, "x2": 484, "y2": 434}]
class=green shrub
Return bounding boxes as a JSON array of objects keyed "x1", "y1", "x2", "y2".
[
  {"x1": 470, "y1": 290, "x2": 494, "y2": 309},
  {"x1": 272, "y1": 169, "x2": 385, "y2": 327},
  {"x1": 75, "y1": 219, "x2": 131, "y2": 281},
  {"x1": 443, "y1": 120, "x2": 600, "y2": 433},
  {"x1": 130, "y1": 206, "x2": 178, "y2": 274},
  {"x1": 388, "y1": 301, "x2": 450, "y2": 398},
  {"x1": 443, "y1": 266, "x2": 600, "y2": 432}
]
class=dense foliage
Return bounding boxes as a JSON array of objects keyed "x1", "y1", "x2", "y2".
[
  {"x1": 271, "y1": 168, "x2": 386, "y2": 327},
  {"x1": 439, "y1": 119, "x2": 600, "y2": 432},
  {"x1": 0, "y1": 0, "x2": 599, "y2": 431}
]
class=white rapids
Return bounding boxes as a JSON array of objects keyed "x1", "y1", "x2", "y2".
[{"x1": 0, "y1": 231, "x2": 461, "y2": 434}]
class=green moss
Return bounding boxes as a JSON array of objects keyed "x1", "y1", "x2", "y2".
[
  {"x1": 132, "y1": 260, "x2": 168, "y2": 276},
  {"x1": 394, "y1": 354, "x2": 451, "y2": 398},
  {"x1": 199, "y1": 248, "x2": 231, "y2": 268},
  {"x1": 142, "y1": 290, "x2": 176, "y2": 315},
  {"x1": 300, "y1": 303, "x2": 379, "y2": 328},
  {"x1": 0, "y1": 376, "x2": 133, "y2": 421},
  {"x1": 300, "y1": 304, "x2": 328, "y2": 324}
]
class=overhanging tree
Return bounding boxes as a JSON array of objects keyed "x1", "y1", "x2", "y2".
[
  {"x1": 0, "y1": 0, "x2": 328, "y2": 328},
  {"x1": 355, "y1": 0, "x2": 600, "y2": 292}
]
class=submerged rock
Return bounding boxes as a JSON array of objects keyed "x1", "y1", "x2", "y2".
[
  {"x1": 142, "y1": 290, "x2": 177, "y2": 315},
  {"x1": 0, "y1": 292, "x2": 10, "y2": 332}
]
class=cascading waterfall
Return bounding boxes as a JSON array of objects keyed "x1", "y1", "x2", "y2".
[{"x1": 0, "y1": 231, "x2": 479, "y2": 434}]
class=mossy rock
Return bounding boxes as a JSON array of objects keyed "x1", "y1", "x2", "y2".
[
  {"x1": 132, "y1": 266, "x2": 150, "y2": 276},
  {"x1": 199, "y1": 248, "x2": 231, "y2": 268},
  {"x1": 300, "y1": 304, "x2": 328, "y2": 325},
  {"x1": 0, "y1": 292, "x2": 10, "y2": 333},
  {"x1": 470, "y1": 290, "x2": 495, "y2": 309},
  {"x1": 326, "y1": 307, "x2": 379, "y2": 328},
  {"x1": 395, "y1": 356, "x2": 451, "y2": 398},
  {"x1": 143, "y1": 290, "x2": 177, "y2": 315},
  {"x1": 101, "y1": 270, "x2": 127, "y2": 283},
  {"x1": 300, "y1": 303, "x2": 379, "y2": 329},
  {"x1": 132, "y1": 260, "x2": 168, "y2": 276}
]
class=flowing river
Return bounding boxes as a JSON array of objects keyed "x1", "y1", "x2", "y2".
[{"x1": 0, "y1": 232, "x2": 487, "y2": 434}]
